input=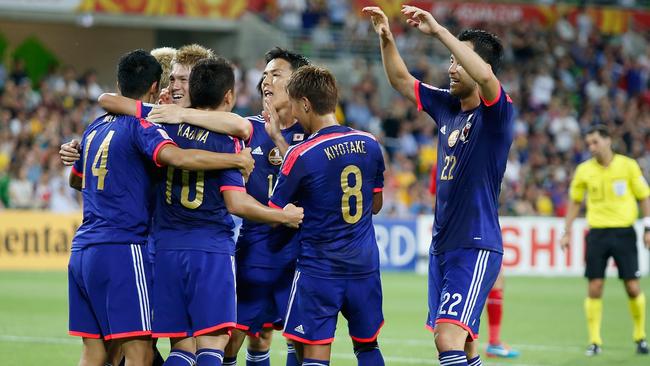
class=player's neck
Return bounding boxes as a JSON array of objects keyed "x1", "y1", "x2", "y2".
[
  {"x1": 311, "y1": 113, "x2": 338, "y2": 134},
  {"x1": 277, "y1": 107, "x2": 296, "y2": 129},
  {"x1": 460, "y1": 93, "x2": 481, "y2": 112}
]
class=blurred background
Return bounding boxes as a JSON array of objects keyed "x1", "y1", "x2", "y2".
[{"x1": 1, "y1": 1, "x2": 650, "y2": 364}]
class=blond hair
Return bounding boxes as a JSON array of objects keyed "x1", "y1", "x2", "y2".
[
  {"x1": 173, "y1": 44, "x2": 215, "y2": 69},
  {"x1": 150, "y1": 47, "x2": 177, "y2": 90}
]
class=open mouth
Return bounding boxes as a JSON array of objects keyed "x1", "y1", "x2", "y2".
[{"x1": 172, "y1": 94, "x2": 183, "y2": 101}]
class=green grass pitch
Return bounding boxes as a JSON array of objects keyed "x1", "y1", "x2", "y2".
[{"x1": 1, "y1": 271, "x2": 648, "y2": 365}]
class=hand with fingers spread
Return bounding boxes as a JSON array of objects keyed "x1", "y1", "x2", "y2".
[
  {"x1": 362, "y1": 6, "x2": 392, "y2": 40},
  {"x1": 60, "y1": 140, "x2": 81, "y2": 166},
  {"x1": 401, "y1": 5, "x2": 443, "y2": 37},
  {"x1": 147, "y1": 104, "x2": 185, "y2": 124}
]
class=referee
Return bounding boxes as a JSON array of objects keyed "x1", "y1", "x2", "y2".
[{"x1": 560, "y1": 125, "x2": 650, "y2": 356}]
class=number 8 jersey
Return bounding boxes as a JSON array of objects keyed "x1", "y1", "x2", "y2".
[
  {"x1": 269, "y1": 125, "x2": 385, "y2": 279},
  {"x1": 71, "y1": 114, "x2": 175, "y2": 250},
  {"x1": 415, "y1": 80, "x2": 514, "y2": 255}
]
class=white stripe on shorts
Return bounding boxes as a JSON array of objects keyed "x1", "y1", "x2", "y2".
[
  {"x1": 282, "y1": 270, "x2": 301, "y2": 333},
  {"x1": 130, "y1": 244, "x2": 150, "y2": 331},
  {"x1": 135, "y1": 245, "x2": 151, "y2": 330},
  {"x1": 460, "y1": 250, "x2": 489, "y2": 325}
]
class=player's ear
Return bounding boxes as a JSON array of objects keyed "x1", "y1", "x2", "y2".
[
  {"x1": 302, "y1": 97, "x2": 311, "y2": 113},
  {"x1": 224, "y1": 89, "x2": 235, "y2": 107},
  {"x1": 149, "y1": 81, "x2": 159, "y2": 95}
]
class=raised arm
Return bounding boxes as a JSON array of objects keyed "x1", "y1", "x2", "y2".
[
  {"x1": 400, "y1": 5, "x2": 500, "y2": 102},
  {"x1": 146, "y1": 104, "x2": 252, "y2": 140},
  {"x1": 362, "y1": 6, "x2": 417, "y2": 104},
  {"x1": 157, "y1": 145, "x2": 255, "y2": 180},
  {"x1": 223, "y1": 190, "x2": 303, "y2": 228},
  {"x1": 98, "y1": 93, "x2": 141, "y2": 116}
]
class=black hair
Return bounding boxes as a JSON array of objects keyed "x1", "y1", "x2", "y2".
[
  {"x1": 256, "y1": 48, "x2": 310, "y2": 96},
  {"x1": 116, "y1": 49, "x2": 162, "y2": 99},
  {"x1": 457, "y1": 29, "x2": 504, "y2": 74},
  {"x1": 189, "y1": 57, "x2": 234, "y2": 109},
  {"x1": 586, "y1": 124, "x2": 610, "y2": 138}
]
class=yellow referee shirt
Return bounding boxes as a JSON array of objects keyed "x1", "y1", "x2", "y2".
[{"x1": 570, "y1": 154, "x2": 650, "y2": 228}]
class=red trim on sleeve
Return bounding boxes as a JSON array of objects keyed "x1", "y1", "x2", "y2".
[
  {"x1": 233, "y1": 137, "x2": 242, "y2": 153},
  {"x1": 268, "y1": 200, "x2": 283, "y2": 209},
  {"x1": 136, "y1": 100, "x2": 143, "y2": 119},
  {"x1": 69, "y1": 330, "x2": 101, "y2": 339},
  {"x1": 152, "y1": 331, "x2": 188, "y2": 339},
  {"x1": 139, "y1": 118, "x2": 152, "y2": 129},
  {"x1": 350, "y1": 321, "x2": 384, "y2": 342},
  {"x1": 480, "y1": 83, "x2": 502, "y2": 107},
  {"x1": 435, "y1": 318, "x2": 478, "y2": 340},
  {"x1": 220, "y1": 186, "x2": 246, "y2": 192},
  {"x1": 283, "y1": 332, "x2": 334, "y2": 345},
  {"x1": 414, "y1": 80, "x2": 423, "y2": 111},
  {"x1": 193, "y1": 322, "x2": 237, "y2": 337},
  {"x1": 246, "y1": 120, "x2": 254, "y2": 145},
  {"x1": 424, "y1": 324, "x2": 435, "y2": 334},
  {"x1": 152, "y1": 140, "x2": 177, "y2": 167},
  {"x1": 104, "y1": 330, "x2": 152, "y2": 341},
  {"x1": 373, "y1": 187, "x2": 383, "y2": 193},
  {"x1": 71, "y1": 166, "x2": 83, "y2": 178}
]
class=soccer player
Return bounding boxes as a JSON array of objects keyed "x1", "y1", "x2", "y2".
[
  {"x1": 270, "y1": 65, "x2": 386, "y2": 366},
  {"x1": 147, "y1": 47, "x2": 310, "y2": 366},
  {"x1": 364, "y1": 5, "x2": 513, "y2": 366},
  {"x1": 67, "y1": 49, "x2": 253, "y2": 366},
  {"x1": 560, "y1": 125, "x2": 650, "y2": 356},
  {"x1": 151, "y1": 57, "x2": 303, "y2": 366}
]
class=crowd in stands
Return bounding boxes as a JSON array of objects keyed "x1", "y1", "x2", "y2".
[{"x1": 1, "y1": 7, "x2": 650, "y2": 219}]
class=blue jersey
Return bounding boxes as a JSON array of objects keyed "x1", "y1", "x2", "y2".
[
  {"x1": 152, "y1": 123, "x2": 245, "y2": 254},
  {"x1": 415, "y1": 80, "x2": 514, "y2": 254},
  {"x1": 269, "y1": 125, "x2": 385, "y2": 279},
  {"x1": 236, "y1": 115, "x2": 306, "y2": 268},
  {"x1": 71, "y1": 114, "x2": 175, "y2": 250}
]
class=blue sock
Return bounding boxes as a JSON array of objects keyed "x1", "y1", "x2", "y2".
[
  {"x1": 355, "y1": 347, "x2": 384, "y2": 366},
  {"x1": 468, "y1": 355, "x2": 482, "y2": 366},
  {"x1": 302, "y1": 359, "x2": 329, "y2": 366},
  {"x1": 223, "y1": 356, "x2": 237, "y2": 366},
  {"x1": 286, "y1": 343, "x2": 300, "y2": 366},
  {"x1": 197, "y1": 348, "x2": 224, "y2": 366},
  {"x1": 164, "y1": 349, "x2": 196, "y2": 366},
  {"x1": 439, "y1": 350, "x2": 467, "y2": 366},
  {"x1": 245, "y1": 349, "x2": 270, "y2": 366}
]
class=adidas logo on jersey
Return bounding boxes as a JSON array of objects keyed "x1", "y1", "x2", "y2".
[
  {"x1": 252, "y1": 146, "x2": 263, "y2": 155},
  {"x1": 440, "y1": 125, "x2": 447, "y2": 135},
  {"x1": 294, "y1": 325, "x2": 305, "y2": 334}
]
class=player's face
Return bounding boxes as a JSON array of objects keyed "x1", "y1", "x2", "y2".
[
  {"x1": 448, "y1": 42, "x2": 478, "y2": 98},
  {"x1": 169, "y1": 63, "x2": 191, "y2": 108},
  {"x1": 261, "y1": 59, "x2": 293, "y2": 112},
  {"x1": 585, "y1": 132, "x2": 611, "y2": 159}
]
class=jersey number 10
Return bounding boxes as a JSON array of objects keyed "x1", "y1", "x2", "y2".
[
  {"x1": 165, "y1": 167, "x2": 205, "y2": 209},
  {"x1": 341, "y1": 165, "x2": 363, "y2": 224}
]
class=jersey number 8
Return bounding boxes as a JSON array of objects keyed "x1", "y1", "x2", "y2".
[{"x1": 341, "y1": 165, "x2": 363, "y2": 224}]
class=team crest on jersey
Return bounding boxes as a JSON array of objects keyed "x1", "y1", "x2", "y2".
[
  {"x1": 460, "y1": 113, "x2": 473, "y2": 143},
  {"x1": 448, "y1": 129, "x2": 460, "y2": 147},
  {"x1": 268, "y1": 147, "x2": 283, "y2": 165},
  {"x1": 293, "y1": 133, "x2": 304, "y2": 142}
]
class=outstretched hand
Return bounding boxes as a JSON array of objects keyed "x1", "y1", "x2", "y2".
[
  {"x1": 401, "y1": 5, "x2": 442, "y2": 36},
  {"x1": 147, "y1": 104, "x2": 184, "y2": 124},
  {"x1": 362, "y1": 7, "x2": 391, "y2": 39}
]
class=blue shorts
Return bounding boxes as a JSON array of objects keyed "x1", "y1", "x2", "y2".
[
  {"x1": 152, "y1": 250, "x2": 236, "y2": 338},
  {"x1": 235, "y1": 264, "x2": 295, "y2": 336},
  {"x1": 68, "y1": 244, "x2": 152, "y2": 340},
  {"x1": 427, "y1": 248, "x2": 502, "y2": 341},
  {"x1": 283, "y1": 270, "x2": 384, "y2": 344}
]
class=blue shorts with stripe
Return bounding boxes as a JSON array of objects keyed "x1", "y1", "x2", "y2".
[
  {"x1": 68, "y1": 244, "x2": 152, "y2": 340},
  {"x1": 426, "y1": 248, "x2": 501, "y2": 341},
  {"x1": 152, "y1": 250, "x2": 236, "y2": 338},
  {"x1": 283, "y1": 270, "x2": 384, "y2": 345},
  {"x1": 235, "y1": 264, "x2": 295, "y2": 336}
]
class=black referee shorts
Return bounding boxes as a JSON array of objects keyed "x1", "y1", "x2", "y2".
[{"x1": 585, "y1": 227, "x2": 640, "y2": 280}]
